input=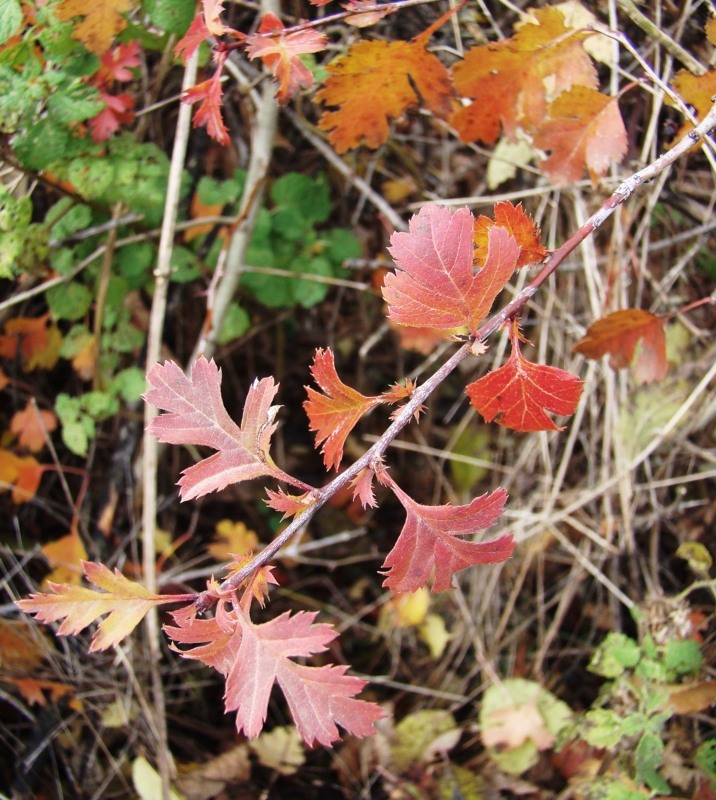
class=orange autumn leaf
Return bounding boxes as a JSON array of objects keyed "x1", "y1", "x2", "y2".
[
  {"x1": 0, "y1": 314, "x2": 62, "y2": 371},
  {"x1": 0, "y1": 449, "x2": 44, "y2": 503},
  {"x1": 474, "y1": 202, "x2": 548, "y2": 269},
  {"x1": 0, "y1": 619, "x2": 50, "y2": 672},
  {"x1": 17, "y1": 562, "x2": 188, "y2": 651},
  {"x1": 10, "y1": 402, "x2": 57, "y2": 453},
  {"x1": 532, "y1": 86, "x2": 627, "y2": 185},
  {"x1": 41, "y1": 524, "x2": 88, "y2": 586},
  {"x1": 0, "y1": 676, "x2": 79, "y2": 709},
  {"x1": 315, "y1": 29, "x2": 453, "y2": 153},
  {"x1": 56, "y1": 0, "x2": 132, "y2": 55},
  {"x1": 304, "y1": 348, "x2": 384, "y2": 470},
  {"x1": 572, "y1": 309, "x2": 667, "y2": 384},
  {"x1": 451, "y1": 6, "x2": 596, "y2": 145},
  {"x1": 670, "y1": 69, "x2": 716, "y2": 142}
]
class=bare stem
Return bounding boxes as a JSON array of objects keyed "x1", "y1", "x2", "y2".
[{"x1": 193, "y1": 99, "x2": 716, "y2": 611}]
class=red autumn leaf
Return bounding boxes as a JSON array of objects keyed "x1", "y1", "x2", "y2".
[
  {"x1": 377, "y1": 470, "x2": 513, "y2": 593},
  {"x1": 175, "y1": 12, "x2": 210, "y2": 62},
  {"x1": 183, "y1": 59, "x2": 230, "y2": 145},
  {"x1": 467, "y1": 323, "x2": 583, "y2": 432},
  {"x1": 572, "y1": 309, "x2": 668, "y2": 384},
  {"x1": 0, "y1": 449, "x2": 44, "y2": 503},
  {"x1": 89, "y1": 92, "x2": 135, "y2": 141},
  {"x1": 246, "y1": 12, "x2": 327, "y2": 105},
  {"x1": 145, "y1": 356, "x2": 285, "y2": 500},
  {"x1": 304, "y1": 348, "x2": 384, "y2": 470},
  {"x1": 351, "y1": 467, "x2": 378, "y2": 510},
  {"x1": 166, "y1": 603, "x2": 385, "y2": 746},
  {"x1": 265, "y1": 487, "x2": 314, "y2": 519},
  {"x1": 451, "y1": 7, "x2": 596, "y2": 145},
  {"x1": 532, "y1": 87, "x2": 627, "y2": 184},
  {"x1": 315, "y1": 26, "x2": 453, "y2": 153},
  {"x1": 17, "y1": 562, "x2": 185, "y2": 652},
  {"x1": 474, "y1": 201, "x2": 548, "y2": 269},
  {"x1": 94, "y1": 41, "x2": 141, "y2": 87},
  {"x1": 382, "y1": 204, "x2": 520, "y2": 334},
  {"x1": 10, "y1": 403, "x2": 57, "y2": 453}
]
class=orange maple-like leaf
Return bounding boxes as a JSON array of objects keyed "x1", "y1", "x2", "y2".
[
  {"x1": 0, "y1": 449, "x2": 44, "y2": 503},
  {"x1": 304, "y1": 348, "x2": 384, "y2": 470},
  {"x1": 670, "y1": 69, "x2": 716, "y2": 142},
  {"x1": 572, "y1": 309, "x2": 668, "y2": 384},
  {"x1": 56, "y1": 0, "x2": 132, "y2": 55},
  {"x1": 451, "y1": 7, "x2": 596, "y2": 145},
  {"x1": 10, "y1": 402, "x2": 57, "y2": 453},
  {"x1": 474, "y1": 202, "x2": 548, "y2": 269},
  {"x1": 208, "y1": 519, "x2": 259, "y2": 563},
  {"x1": 467, "y1": 322, "x2": 583, "y2": 432},
  {"x1": 383, "y1": 204, "x2": 520, "y2": 334},
  {"x1": 246, "y1": 12, "x2": 327, "y2": 105},
  {"x1": 532, "y1": 86, "x2": 627, "y2": 185},
  {"x1": 17, "y1": 562, "x2": 190, "y2": 652},
  {"x1": 1, "y1": 676, "x2": 80, "y2": 710},
  {"x1": 315, "y1": 30, "x2": 453, "y2": 153}
]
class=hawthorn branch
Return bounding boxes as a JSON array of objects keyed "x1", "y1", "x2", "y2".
[{"x1": 195, "y1": 99, "x2": 716, "y2": 610}]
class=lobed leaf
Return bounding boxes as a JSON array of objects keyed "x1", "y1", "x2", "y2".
[
  {"x1": 246, "y1": 13, "x2": 327, "y2": 105},
  {"x1": 474, "y1": 202, "x2": 548, "y2": 269},
  {"x1": 383, "y1": 205, "x2": 520, "y2": 334},
  {"x1": 166, "y1": 604, "x2": 385, "y2": 746},
  {"x1": 182, "y1": 61, "x2": 229, "y2": 145},
  {"x1": 145, "y1": 356, "x2": 283, "y2": 499},
  {"x1": 467, "y1": 325, "x2": 583, "y2": 431},
  {"x1": 304, "y1": 348, "x2": 384, "y2": 470},
  {"x1": 379, "y1": 471, "x2": 513, "y2": 593},
  {"x1": 17, "y1": 562, "x2": 182, "y2": 651}
]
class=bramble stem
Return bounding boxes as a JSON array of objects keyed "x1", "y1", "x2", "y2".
[{"x1": 194, "y1": 99, "x2": 716, "y2": 612}]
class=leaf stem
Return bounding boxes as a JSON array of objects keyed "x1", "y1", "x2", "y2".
[{"x1": 196, "y1": 99, "x2": 716, "y2": 612}]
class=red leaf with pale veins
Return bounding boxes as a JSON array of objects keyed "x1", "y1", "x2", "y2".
[
  {"x1": 383, "y1": 205, "x2": 520, "y2": 334},
  {"x1": 145, "y1": 356, "x2": 283, "y2": 500},
  {"x1": 378, "y1": 470, "x2": 513, "y2": 593},
  {"x1": 304, "y1": 348, "x2": 383, "y2": 470},
  {"x1": 467, "y1": 324, "x2": 583, "y2": 432},
  {"x1": 182, "y1": 61, "x2": 230, "y2": 145},
  {"x1": 246, "y1": 12, "x2": 326, "y2": 105},
  {"x1": 474, "y1": 202, "x2": 548, "y2": 269},
  {"x1": 572, "y1": 309, "x2": 667, "y2": 383},
  {"x1": 167, "y1": 604, "x2": 385, "y2": 746},
  {"x1": 533, "y1": 87, "x2": 627, "y2": 185}
]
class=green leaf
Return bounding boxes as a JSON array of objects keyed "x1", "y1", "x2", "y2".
[
  {"x1": 635, "y1": 732, "x2": 670, "y2": 793},
  {"x1": 60, "y1": 325, "x2": 94, "y2": 359},
  {"x1": 116, "y1": 241, "x2": 156, "y2": 289},
  {"x1": 323, "y1": 227, "x2": 361, "y2": 264},
  {"x1": 217, "y1": 303, "x2": 251, "y2": 345},
  {"x1": 271, "y1": 173, "x2": 330, "y2": 224},
  {"x1": 676, "y1": 541, "x2": 713, "y2": 576},
  {"x1": 47, "y1": 282, "x2": 93, "y2": 321},
  {"x1": 46, "y1": 78, "x2": 103, "y2": 123},
  {"x1": 695, "y1": 740, "x2": 716, "y2": 787},
  {"x1": 589, "y1": 633, "x2": 641, "y2": 678},
  {"x1": 109, "y1": 367, "x2": 146, "y2": 402},
  {"x1": 49, "y1": 201, "x2": 93, "y2": 240},
  {"x1": 390, "y1": 710, "x2": 460, "y2": 773},
  {"x1": 0, "y1": 189, "x2": 32, "y2": 230},
  {"x1": 196, "y1": 171, "x2": 246, "y2": 206},
  {"x1": 13, "y1": 119, "x2": 87, "y2": 170},
  {"x1": 0, "y1": 0, "x2": 22, "y2": 46},
  {"x1": 82, "y1": 390, "x2": 118, "y2": 418},
  {"x1": 663, "y1": 638, "x2": 701, "y2": 676},
  {"x1": 143, "y1": 0, "x2": 196, "y2": 35},
  {"x1": 582, "y1": 709, "x2": 644, "y2": 748},
  {"x1": 169, "y1": 246, "x2": 201, "y2": 283}
]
